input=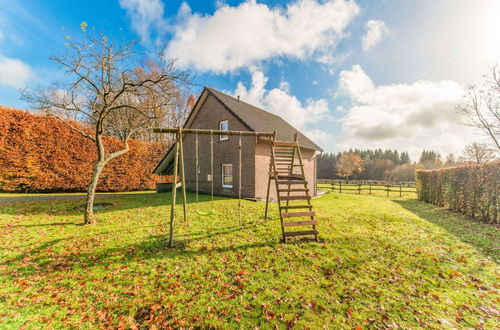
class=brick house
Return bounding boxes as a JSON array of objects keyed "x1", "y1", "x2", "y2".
[{"x1": 153, "y1": 87, "x2": 323, "y2": 200}]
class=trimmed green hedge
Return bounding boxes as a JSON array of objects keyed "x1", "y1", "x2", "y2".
[{"x1": 416, "y1": 162, "x2": 499, "y2": 224}]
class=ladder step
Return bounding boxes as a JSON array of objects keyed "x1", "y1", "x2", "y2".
[
  {"x1": 274, "y1": 155, "x2": 294, "y2": 159},
  {"x1": 277, "y1": 188, "x2": 308, "y2": 192},
  {"x1": 280, "y1": 195, "x2": 311, "y2": 201},
  {"x1": 283, "y1": 230, "x2": 319, "y2": 238},
  {"x1": 282, "y1": 211, "x2": 316, "y2": 218},
  {"x1": 276, "y1": 180, "x2": 307, "y2": 185},
  {"x1": 274, "y1": 141, "x2": 298, "y2": 147},
  {"x1": 277, "y1": 175, "x2": 304, "y2": 180},
  {"x1": 282, "y1": 220, "x2": 317, "y2": 227},
  {"x1": 280, "y1": 205, "x2": 312, "y2": 210}
]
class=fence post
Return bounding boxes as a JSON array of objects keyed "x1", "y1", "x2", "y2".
[
  {"x1": 340, "y1": 181, "x2": 342, "y2": 193},
  {"x1": 369, "y1": 182, "x2": 372, "y2": 194},
  {"x1": 386, "y1": 185, "x2": 389, "y2": 197},
  {"x1": 399, "y1": 183, "x2": 402, "y2": 197},
  {"x1": 358, "y1": 184, "x2": 361, "y2": 194}
]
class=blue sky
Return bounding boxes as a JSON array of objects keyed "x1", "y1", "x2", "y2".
[{"x1": 1, "y1": 0, "x2": 499, "y2": 159}]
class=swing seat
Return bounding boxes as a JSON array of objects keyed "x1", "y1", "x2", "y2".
[{"x1": 196, "y1": 209, "x2": 214, "y2": 216}]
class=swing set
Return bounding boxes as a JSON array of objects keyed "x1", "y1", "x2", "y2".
[{"x1": 153, "y1": 127, "x2": 319, "y2": 247}]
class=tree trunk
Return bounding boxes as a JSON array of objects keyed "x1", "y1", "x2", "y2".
[{"x1": 84, "y1": 160, "x2": 106, "y2": 224}]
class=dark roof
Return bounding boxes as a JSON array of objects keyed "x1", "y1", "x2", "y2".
[
  {"x1": 205, "y1": 87, "x2": 323, "y2": 151},
  {"x1": 153, "y1": 87, "x2": 323, "y2": 175}
]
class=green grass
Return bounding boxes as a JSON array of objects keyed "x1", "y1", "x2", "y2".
[
  {"x1": 0, "y1": 191, "x2": 154, "y2": 198},
  {"x1": 0, "y1": 192, "x2": 498, "y2": 328}
]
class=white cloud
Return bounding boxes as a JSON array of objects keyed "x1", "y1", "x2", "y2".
[
  {"x1": 119, "y1": 0, "x2": 168, "y2": 46},
  {"x1": 336, "y1": 65, "x2": 475, "y2": 157},
  {"x1": 167, "y1": 0, "x2": 360, "y2": 73},
  {"x1": 0, "y1": 55, "x2": 33, "y2": 88},
  {"x1": 233, "y1": 66, "x2": 330, "y2": 142},
  {"x1": 361, "y1": 19, "x2": 388, "y2": 51}
]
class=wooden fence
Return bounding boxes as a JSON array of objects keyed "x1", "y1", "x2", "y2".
[{"x1": 317, "y1": 180, "x2": 417, "y2": 197}]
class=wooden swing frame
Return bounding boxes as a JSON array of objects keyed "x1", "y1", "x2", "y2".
[{"x1": 153, "y1": 127, "x2": 275, "y2": 247}]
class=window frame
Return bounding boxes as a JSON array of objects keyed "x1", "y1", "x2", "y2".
[
  {"x1": 218, "y1": 120, "x2": 229, "y2": 141},
  {"x1": 221, "y1": 164, "x2": 233, "y2": 188}
]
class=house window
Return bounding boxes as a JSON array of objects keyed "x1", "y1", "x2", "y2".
[
  {"x1": 222, "y1": 164, "x2": 233, "y2": 188},
  {"x1": 219, "y1": 120, "x2": 229, "y2": 141}
]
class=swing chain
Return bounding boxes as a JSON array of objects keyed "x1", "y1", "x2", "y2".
[{"x1": 238, "y1": 132, "x2": 242, "y2": 226}]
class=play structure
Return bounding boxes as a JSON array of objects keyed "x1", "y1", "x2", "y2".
[{"x1": 153, "y1": 127, "x2": 318, "y2": 247}]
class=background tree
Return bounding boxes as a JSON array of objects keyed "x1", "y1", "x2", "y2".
[
  {"x1": 419, "y1": 150, "x2": 442, "y2": 169},
  {"x1": 444, "y1": 153, "x2": 457, "y2": 167},
  {"x1": 23, "y1": 28, "x2": 189, "y2": 224},
  {"x1": 457, "y1": 65, "x2": 500, "y2": 151},
  {"x1": 335, "y1": 152, "x2": 363, "y2": 180},
  {"x1": 387, "y1": 164, "x2": 417, "y2": 182},
  {"x1": 459, "y1": 142, "x2": 496, "y2": 163}
]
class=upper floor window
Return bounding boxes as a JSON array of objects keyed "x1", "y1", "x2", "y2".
[{"x1": 219, "y1": 120, "x2": 229, "y2": 141}]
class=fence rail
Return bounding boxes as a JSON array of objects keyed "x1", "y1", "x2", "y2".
[{"x1": 318, "y1": 180, "x2": 417, "y2": 197}]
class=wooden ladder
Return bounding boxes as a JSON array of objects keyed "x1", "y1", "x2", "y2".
[{"x1": 265, "y1": 133, "x2": 319, "y2": 243}]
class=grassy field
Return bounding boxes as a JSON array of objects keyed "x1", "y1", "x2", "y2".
[
  {"x1": 0, "y1": 191, "x2": 154, "y2": 198},
  {"x1": 0, "y1": 192, "x2": 498, "y2": 328}
]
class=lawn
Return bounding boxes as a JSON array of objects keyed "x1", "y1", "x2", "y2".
[
  {"x1": 0, "y1": 192, "x2": 498, "y2": 328},
  {"x1": 0, "y1": 191, "x2": 155, "y2": 198}
]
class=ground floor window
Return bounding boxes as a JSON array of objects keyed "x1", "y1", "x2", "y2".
[{"x1": 222, "y1": 164, "x2": 233, "y2": 188}]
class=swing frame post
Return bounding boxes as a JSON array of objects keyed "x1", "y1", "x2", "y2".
[
  {"x1": 153, "y1": 127, "x2": 275, "y2": 248},
  {"x1": 264, "y1": 131, "x2": 276, "y2": 220},
  {"x1": 168, "y1": 130, "x2": 180, "y2": 248}
]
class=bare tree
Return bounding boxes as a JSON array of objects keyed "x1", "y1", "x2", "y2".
[
  {"x1": 23, "y1": 29, "x2": 189, "y2": 224},
  {"x1": 457, "y1": 65, "x2": 500, "y2": 151},
  {"x1": 459, "y1": 142, "x2": 496, "y2": 164},
  {"x1": 335, "y1": 153, "x2": 363, "y2": 180}
]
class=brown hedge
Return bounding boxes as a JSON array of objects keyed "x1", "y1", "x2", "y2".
[
  {"x1": 416, "y1": 162, "x2": 499, "y2": 224},
  {"x1": 0, "y1": 107, "x2": 167, "y2": 192}
]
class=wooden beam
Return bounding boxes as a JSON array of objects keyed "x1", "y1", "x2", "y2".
[
  {"x1": 153, "y1": 127, "x2": 274, "y2": 137},
  {"x1": 168, "y1": 133, "x2": 179, "y2": 248}
]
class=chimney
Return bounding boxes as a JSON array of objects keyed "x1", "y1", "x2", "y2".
[{"x1": 237, "y1": 95, "x2": 240, "y2": 102}]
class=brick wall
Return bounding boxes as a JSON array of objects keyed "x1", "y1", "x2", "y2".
[
  {"x1": 254, "y1": 140, "x2": 317, "y2": 200},
  {"x1": 183, "y1": 94, "x2": 256, "y2": 198}
]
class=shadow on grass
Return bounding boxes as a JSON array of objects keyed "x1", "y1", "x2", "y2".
[
  {"x1": 0, "y1": 192, "x2": 222, "y2": 217},
  {"x1": 394, "y1": 199, "x2": 499, "y2": 261},
  {"x1": 1, "y1": 220, "x2": 284, "y2": 276},
  {"x1": 11, "y1": 222, "x2": 85, "y2": 228}
]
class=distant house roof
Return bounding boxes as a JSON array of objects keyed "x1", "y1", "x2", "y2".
[{"x1": 153, "y1": 87, "x2": 323, "y2": 175}]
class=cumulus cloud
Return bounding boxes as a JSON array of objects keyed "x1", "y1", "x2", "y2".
[
  {"x1": 167, "y1": 0, "x2": 360, "y2": 73},
  {"x1": 0, "y1": 55, "x2": 33, "y2": 88},
  {"x1": 119, "y1": 0, "x2": 168, "y2": 46},
  {"x1": 336, "y1": 65, "x2": 475, "y2": 157},
  {"x1": 361, "y1": 19, "x2": 388, "y2": 51},
  {"x1": 233, "y1": 66, "x2": 330, "y2": 142}
]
